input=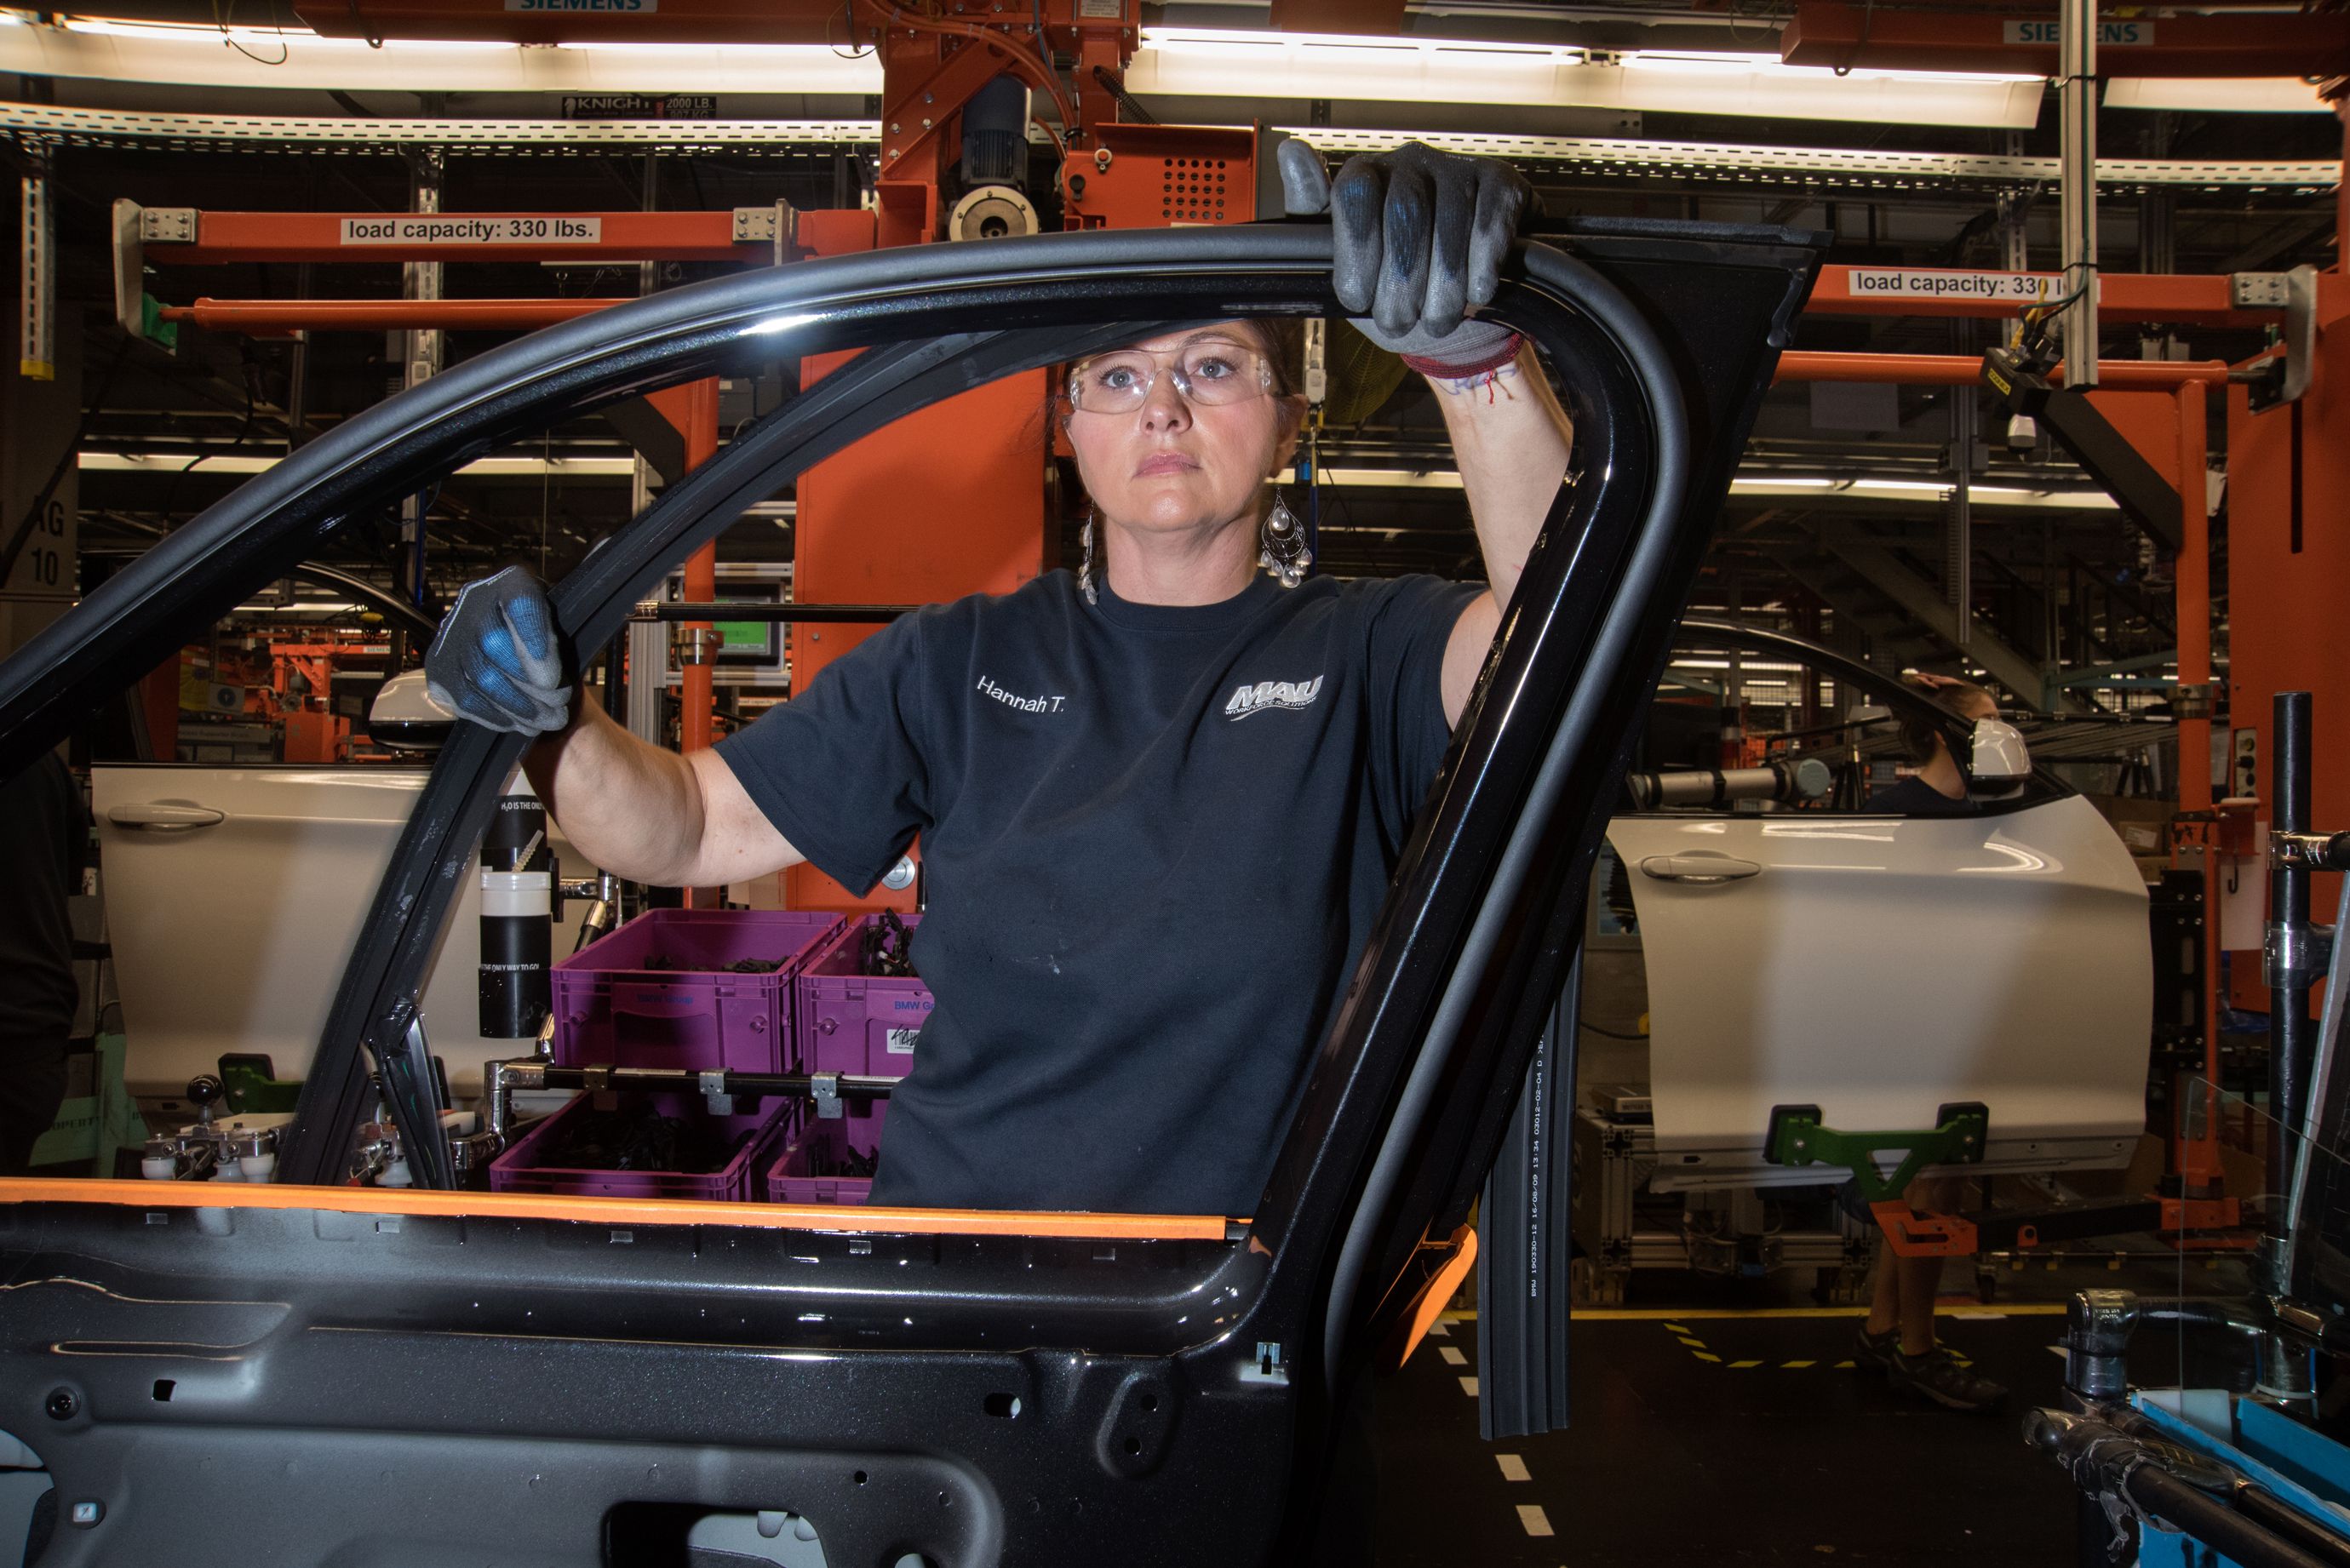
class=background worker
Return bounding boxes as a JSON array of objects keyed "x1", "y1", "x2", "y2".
[{"x1": 1850, "y1": 672, "x2": 2010, "y2": 1412}]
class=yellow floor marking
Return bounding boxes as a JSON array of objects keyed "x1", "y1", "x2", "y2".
[
  {"x1": 1728, "y1": 1359, "x2": 1762, "y2": 1369},
  {"x1": 1497, "y1": 1454, "x2": 1532, "y2": 1483},
  {"x1": 1426, "y1": 1319, "x2": 1450, "y2": 1337},
  {"x1": 1440, "y1": 1346, "x2": 1469, "y2": 1367},
  {"x1": 1662, "y1": 1323, "x2": 1691, "y2": 1335},
  {"x1": 1835, "y1": 1359, "x2": 1856, "y2": 1369},
  {"x1": 1692, "y1": 1351, "x2": 1722, "y2": 1363},
  {"x1": 1459, "y1": 1375, "x2": 1480, "y2": 1397},
  {"x1": 1518, "y1": 1504, "x2": 1556, "y2": 1538},
  {"x1": 1676, "y1": 1336, "x2": 1706, "y2": 1348},
  {"x1": 1783, "y1": 1359, "x2": 1817, "y2": 1370}
]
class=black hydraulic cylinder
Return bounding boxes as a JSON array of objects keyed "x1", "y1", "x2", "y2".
[{"x1": 2271, "y1": 691, "x2": 2315, "y2": 1251}]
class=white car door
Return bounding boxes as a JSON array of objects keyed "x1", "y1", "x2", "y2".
[
  {"x1": 1607, "y1": 793, "x2": 2150, "y2": 1190},
  {"x1": 95, "y1": 764, "x2": 586, "y2": 1098}
]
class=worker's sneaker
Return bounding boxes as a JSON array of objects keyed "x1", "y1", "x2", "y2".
[
  {"x1": 1888, "y1": 1344, "x2": 2008, "y2": 1412},
  {"x1": 1851, "y1": 1324, "x2": 1899, "y2": 1374}
]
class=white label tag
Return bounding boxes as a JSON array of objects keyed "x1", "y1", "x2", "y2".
[
  {"x1": 885, "y1": 1027, "x2": 921, "y2": 1056},
  {"x1": 1844, "y1": 268, "x2": 2085, "y2": 305},
  {"x1": 338, "y1": 216, "x2": 605, "y2": 246}
]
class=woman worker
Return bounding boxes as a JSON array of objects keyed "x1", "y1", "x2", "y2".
[{"x1": 425, "y1": 141, "x2": 1573, "y2": 1217}]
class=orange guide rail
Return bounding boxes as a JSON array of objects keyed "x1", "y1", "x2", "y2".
[{"x1": 0, "y1": 1176, "x2": 1237, "y2": 1242}]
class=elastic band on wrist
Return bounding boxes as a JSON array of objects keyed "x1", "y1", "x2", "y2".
[{"x1": 1400, "y1": 331, "x2": 1524, "y2": 381}]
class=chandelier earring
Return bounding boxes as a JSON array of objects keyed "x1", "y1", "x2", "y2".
[
  {"x1": 1078, "y1": 507, "x2": 1099, "y2": 607},
  {"x1": 1258, "y1": 489, "x2": 1310, "y2": 589}
]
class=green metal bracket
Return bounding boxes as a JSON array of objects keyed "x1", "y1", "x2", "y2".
[
  {"x1": 1763, "y1": 1102, "x2": 1990, "y2": 1205},
  {"x1": 139, "y1": 292, "x2": 180, "y2": 352},
  {"x1": 218, "y1": 1053, "x2": 302, "y2": 1115}
]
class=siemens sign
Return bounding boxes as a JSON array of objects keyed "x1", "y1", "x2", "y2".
[
  {"x1": 505, "y1": 0, "x2": 657, "y2": 11},
  {"x1": 2001, "y1": 19, "x2": 2152, "y2": 44}
]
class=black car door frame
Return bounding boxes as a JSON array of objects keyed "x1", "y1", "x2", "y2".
[{"x1": 0, "y1": 220, "x2": 1818, "y2": 1565}]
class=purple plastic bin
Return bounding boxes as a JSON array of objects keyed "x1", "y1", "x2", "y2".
[
  {"x1": 765, "y1": 1113, "x2": 873, "y2": 1206},
  {"x1": 490, "y1": 1090, "x2": 788, "y2": 1202},
  {"x1": 550, "y1": 908, "x2": 841, "y2": 1073},
  {"x1": 792, "y1": 913, "x2": 926, "y2": 1153},
  {"x1": 793, "y1": 913, "x2": 931, "y2": 1079}
]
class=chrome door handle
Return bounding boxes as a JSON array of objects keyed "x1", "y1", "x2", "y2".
[
  {"x1": 1638, "y1": 854, "x2": 1762, "y2": 884},
  {"x1": 106, "y1": 802, "x2": 226, "y2": 830}
]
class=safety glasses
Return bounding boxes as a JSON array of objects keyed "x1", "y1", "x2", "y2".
[{"x1": 1066, "y1": 335, "x2": 1273, "y2": 413}]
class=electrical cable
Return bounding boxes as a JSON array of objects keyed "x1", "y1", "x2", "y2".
[
  {"x1": 213, "y1": 0, "x2": 291, "y2": 66},
  {"x1": 1577, "y1": 1018, "x2": 1647, "y2": 1041}
]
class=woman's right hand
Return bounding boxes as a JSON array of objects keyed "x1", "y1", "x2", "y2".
[{"x1": 424, "y1": 565, "x2": 573, "y2": 735}]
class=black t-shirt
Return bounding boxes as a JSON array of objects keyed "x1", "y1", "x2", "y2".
[
  {"x1": 717, "y1": 567, "x2": 1479, "y2": 1214},
  {"x1": 0, "y1": 753, "x2": 86, "y2": 1041},
  {"x1": 1864, "y1": 775, "x2": 1980, "y2": 818}
]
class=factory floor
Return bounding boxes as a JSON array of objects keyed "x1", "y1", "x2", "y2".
[{"x1": 1373, "y1": 1250, "x2": 2255, "y2": 1567}]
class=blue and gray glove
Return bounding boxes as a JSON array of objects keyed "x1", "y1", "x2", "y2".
[
  {"x1": 423, "y1": 565, "x2": 572, "y2": 735},
  {"x1": 1277, "y1": 137, "x2": 1533, "y2": 378}
]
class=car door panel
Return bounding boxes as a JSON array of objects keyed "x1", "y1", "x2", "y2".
[
  {"x1": 1610, "y1": 794, "x2": 2151, "y2": 1190},
  {"x1": 95, "y1": 764, "x2": 585, "y2": 1096}
]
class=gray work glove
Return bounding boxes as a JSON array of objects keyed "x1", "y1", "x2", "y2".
[
  {"x1": 424, "y1": 565, "x2": 572, "y2": 735},
  {"x1": 1277, "y1": 136, "x2": 1533, "y2": 375}
]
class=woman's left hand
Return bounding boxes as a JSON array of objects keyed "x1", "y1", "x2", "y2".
[{"x1": 1277, "y1": 137, "x2": 1533, "y2": 369}]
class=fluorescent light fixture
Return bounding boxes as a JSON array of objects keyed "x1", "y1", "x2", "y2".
[
  {"x1": 1671, "y1": 658, "x2": 1808, "y2": 672},
  {"x1": 4, "y1": 14, "x2": 884, "y2": 92},
  {"x1": 82, "y1": 450, "x2": 639, "y2": 477},
  {"x1": 2106, "y1": 77, "x2": 2328, "y2": 114},
  {"x1": 1271, "y1": 466, "x2": 2116, "y2": 507},
  {"x1": 1132, "y1": 26, "x2": 2043, "y2": 129},
  {"x1": 1727, "y1": 474, "x2": 2118, "y2": 509},
  {"x1": 1133, "y1": 27, "x2": 1590, "y2": 107}
]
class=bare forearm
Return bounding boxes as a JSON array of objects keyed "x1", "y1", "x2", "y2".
[
  {"x1": 523, "y1": 692, "x2": 708, "y2": 886},
  {"x1": 1430, "y1": 345, "x2": 1574, "y2": 610}
]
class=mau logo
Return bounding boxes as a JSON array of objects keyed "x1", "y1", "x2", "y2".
[{"x1": 1224, "y1": 675, "x2": 1325, "y2": 720}]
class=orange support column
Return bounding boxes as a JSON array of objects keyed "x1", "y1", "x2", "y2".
[
  {"x1": 650, "y1": 377, "x2": 723, "y2": 906},
  {"x1": 777, "y1": 212, "x2": 1053, "y2": 914},
  {"x1": 2225, "y1": 273, "x2": 2350, "y2": 1012}
]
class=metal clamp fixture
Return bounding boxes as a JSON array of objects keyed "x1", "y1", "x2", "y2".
[
  {"x1": 811, "y1": 1073, "x2": 843, "y2": 1121},
  {"x1": 672, "y1": 625, "x2": 720, "y2": 667},
  {"x1": 2062, "y1": 1288, "x2": 2139, "y2": 1405},
  {"x1": 2266, "y1": 923, "x2": 2332, "y2": 993},
  {"x1": 2273, "y1": 831, "x2": 2350, "y2": 873},
  {"x1": 2236, "y1": 266, "x2": 2318, "y2": 409},
  {"x1": 1762, "y1": 1102, "x2": 1988, "y2": 1204}
]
